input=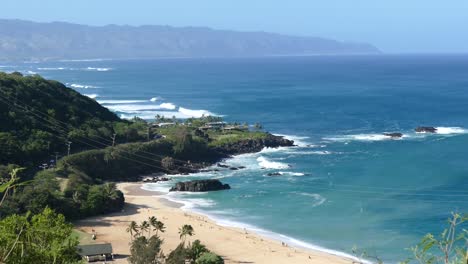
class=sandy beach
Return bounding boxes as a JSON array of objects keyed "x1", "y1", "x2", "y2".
[{"x1": 76, "y1": 183, "x2": 356, "y2": 264}]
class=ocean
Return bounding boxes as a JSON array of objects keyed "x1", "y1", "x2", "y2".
[{"x1": 4, "y1": 55, "x2": 468, "y2": 262}]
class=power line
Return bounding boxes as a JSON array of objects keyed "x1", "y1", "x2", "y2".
[
  {"x1": 0, "y1": 90, "x2": 178, "y2": 167},
  {"x1": 0, "y1": 86, "x2": 193, "y2": 165},
  {"x1": 0, "y1": 93, "x2": 179, "y2": 173}
]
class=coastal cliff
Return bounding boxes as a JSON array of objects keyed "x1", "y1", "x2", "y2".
[{"x1": 214, "y1": 133, "x2": 293, "y2": 155}]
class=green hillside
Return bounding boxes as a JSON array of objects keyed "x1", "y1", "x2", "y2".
[{"x1": 0, "y1": 72, "x2": 146, "y2": 166}]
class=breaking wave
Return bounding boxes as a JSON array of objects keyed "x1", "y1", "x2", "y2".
[
  {"x1": 98, "y1": 100, "x2": 148, "y2": 104},
  {"x1": 433, "y1": 127, "x2": 467, "y2": 135},
  {"x1": 274, "y1": 134, "x2": 311, "y2": 147},
  {"x1": 178, "y1": 107, "x2": 219, "y2": 118},
  {"x1": 68, "y1": 83, "x2": 99, "y2": 89},
  {"x1": 86, "y1": 67, "x2": 112, "y2": 72},
  {"x1": 160, "y1": 103, "x2": 177, "y2": 110},
  {"x1": 257, "y1": 156, "x2": 290, "y2": 169},
  {"x1": 84, "y1": 94, "x2": 99, "y2": 99}
]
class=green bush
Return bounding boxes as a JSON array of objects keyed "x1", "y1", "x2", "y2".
[{"x1": 195, "y1": 252, "x2": 224, "y2": 264}]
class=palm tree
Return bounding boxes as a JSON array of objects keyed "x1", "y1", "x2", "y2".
[
  {"x1": 149, "y1": 216, "x2": 158, "y2": 227},
  {"x1": 102, "y1": 182, "x2": 118, "y2": 199},
  {"x1": 154, "y1": 221, "x2": 165, "y2": 236},
  {"x1": 126, "y1": 221, "x2": 139, "y2": 240},
  {"x1": 178, "y1": 224, "x2": 194, "y2": 243},
  {"x1": 140, "y1": 220, "x2": 150, "y2": 237},
  {"x1": 149, "y1": 216, "x2": 166, "y2": 236}
]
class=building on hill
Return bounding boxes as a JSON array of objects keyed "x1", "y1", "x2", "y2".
[{"x1": 77, "y1": 243, "x2": 113, "y2": 262}]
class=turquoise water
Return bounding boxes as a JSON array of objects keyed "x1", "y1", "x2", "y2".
[{"x1": 4, "y1": 55, "x2": 468, "y2": 262}]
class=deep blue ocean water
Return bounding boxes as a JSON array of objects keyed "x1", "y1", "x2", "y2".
[{"x1": 4, "y1": 55, "x2": 468, "y2": 262}]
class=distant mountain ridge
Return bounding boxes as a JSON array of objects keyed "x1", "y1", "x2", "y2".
[{"x1": 0, "y1": 19, "x2": 379, "y2": 61}]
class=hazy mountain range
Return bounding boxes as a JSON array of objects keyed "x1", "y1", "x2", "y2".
[{"x1": 0, "y1": 19, "x2": 380, "y2": 61}]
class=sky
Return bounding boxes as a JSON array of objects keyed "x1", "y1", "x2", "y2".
[{"x1": 1, "y1": 0, "x2": 468, "y2": 53}]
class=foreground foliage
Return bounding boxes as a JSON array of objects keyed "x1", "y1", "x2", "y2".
[
  {"x1": 0, "y1": 207, "x2": 80, "y2": 264},
  {"x1": 127, "y1": 219, "x2": 224, "y2": 264}
]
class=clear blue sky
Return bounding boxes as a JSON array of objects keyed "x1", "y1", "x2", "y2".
[{"x1": 1, "y1": 0, "x2": 468, "y2": 53}]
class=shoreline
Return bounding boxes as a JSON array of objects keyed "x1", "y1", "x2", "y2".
[{"x1": 76, "y1": 182, "x2": 360, "y2": 264}]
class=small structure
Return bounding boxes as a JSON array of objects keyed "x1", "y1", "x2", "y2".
[
  {"x1": 223, "y1": 125, "x2": 248, "y2": 131},
  {"x1": 200, "y1": 122, "x2": 226, "y2": 130},
  {"x1": 77, "y1": 243, "x2": 113, "y2": 262}
]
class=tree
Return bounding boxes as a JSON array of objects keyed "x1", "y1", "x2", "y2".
[
  {"x1": 195, "y1": 252, "x2": 224, "y2": 264},
  {"x1": 149, "y1": 216, "x2": 165, "y2": 236},
  {"x1": 0, "y1": 167, "x2": 25, "y2": 207},
  {"x1": 140, "y1": 221, "x2": 151, "y2": 237},
  {"x1": 128, "y1": 236, "x2": 163, "y2": 264},
  {"x1": 0, "y1": 207, "x2": 80, "y2": 264},
  {"x1": 254, "y1": 123, "x2": 263, "y2": 131},
  {"x1": 179, "y1": 224, "x2": 195, "y2": 243},
  {"x1": 127, "y1": 221, "x2": 139, "y2": 240},
  {"x1": 186, "y1": 240, "x2": 209, "y2": 264},
  {"x1": 406, "y1": 213, "x2": 467, "y2": 264},
  {"x1": 166, "y1": 243, "x2": 187, "y2": 264}
]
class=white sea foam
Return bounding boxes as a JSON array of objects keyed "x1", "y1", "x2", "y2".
[
  {"x1": 164, "y1": 193, "x2": 216, "y2": 210},
  {"x1": 286, "y1": 150, "x2": 333, "y2": 155},
  {"x1": 86, "y1": 67, "x2": 112, "y2": 72},
  {"x1": 260, "y1": 146, "x2": 290, "y2": 153},
  {"x1": 278, "y1": 171, "x2": 306, "y2": 176},
  {"x1": 69, "y1": 83, "x2": 99, "y2": 89},
  {"x1": 58, "y1": 58, "x2": 107, "y2": 62},
  {"x1": 38, "y1": 67, "x2": 68, "y2": 70},
  {"x1": 181, "y1": 208, "x2": 371, "y2": 264},
  {"x1": 159, "y1": 103, "x2": 177, "y2": 110},
  {"x1": 274, "y1": 134, "x2": 311, "y2": 147},
  {"x1": 142, "y1": 182, "x2": 172, "y2": 193},
  {"x1": 120, "y1": 111, "x2": 187, "y2": 120},
  {"x1": 25, "y1": 70, "x2": 37, "y2": 75},
  {"x1": 257, "y1": 156, "x2": 290, "y2": 169},
  {"x1": 84, "y1": 94, "x2": 98, "y2": 99},
  {"x1": 105, "y1": 104, "x2": 167, "y2": 112},
  {"x1": 98, "y1": 100, "x2": 148, "y2": 104},
  {"x1": 295, "y1": 192, "x2": 326, "y2": 207},
  {"x1": 150, "y1": 97, "x2": 161, "y2": 102},
  {"x1": 434, "y1": 127, "x2": 467, "y2": 135},
  {"x1": 324, "y1": 133, "x2": 406, "y2": 142},
  {"x1": 178, "y1": 107, "x2": 218, "y2": 118}
]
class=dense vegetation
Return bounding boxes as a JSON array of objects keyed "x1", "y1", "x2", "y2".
[
  {"x1": 0, "y1": 72, "x2": 148, "y2": 167},
  {"x1": 0, "y1": 207, "x2": 80, "y2": 264},
  {"x1": 0, "y1": 72, "x2": 466, "y2": 263},
  {"x1": 127, "y1": 218, "x2": 224, "y2": 264},
  {"x1": 0, "y1": 72, "x2": 282, "y2": 222},
  {"x1": 0, "y1": 166, "x2": 124, "y2": 220}
]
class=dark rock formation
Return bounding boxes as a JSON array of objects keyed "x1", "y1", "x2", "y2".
[
  {"x1": 266, "y1": 172, "x2": 282, "y2": 177},
  {"x1": 383, "y1": 132, "x2": 403, "y2": 138},
  {"x1": 169, "y1": 179, "x2": 231, "y2": 192},
  {"x1": 215, "y1": 133, "x2": 294, "y2": 155},
  {"x1": 415, "y1": 127, "x2": 437, "y2": 133}
]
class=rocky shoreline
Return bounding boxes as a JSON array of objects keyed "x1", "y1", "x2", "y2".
[{"x1": 154, "y1": 133, "x2": 294, "y2": 176}]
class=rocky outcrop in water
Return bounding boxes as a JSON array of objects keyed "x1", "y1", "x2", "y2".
[
  {"x1": 169, "y1": 179, "x2": 231, "y2": 192},
  {"x1": 215, "y1": 134, "x2": 294, "y2": 155},
  {"x1": 415, "y1": 127, "x2": 437, "y2": 133}
]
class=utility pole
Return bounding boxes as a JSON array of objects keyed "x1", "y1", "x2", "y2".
[
  {"x1": 54, "y1": 152, "x2": 59, "y2": 165},
  {"x1": 67, "y1": 141, "x2": 72, "y2": 156},
  {"x1": 111, "y1": 133, "x2": 117, "y2": 147},
  {"x1": 147, "y1": 126, "x2": 151, "y2": 141}
]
